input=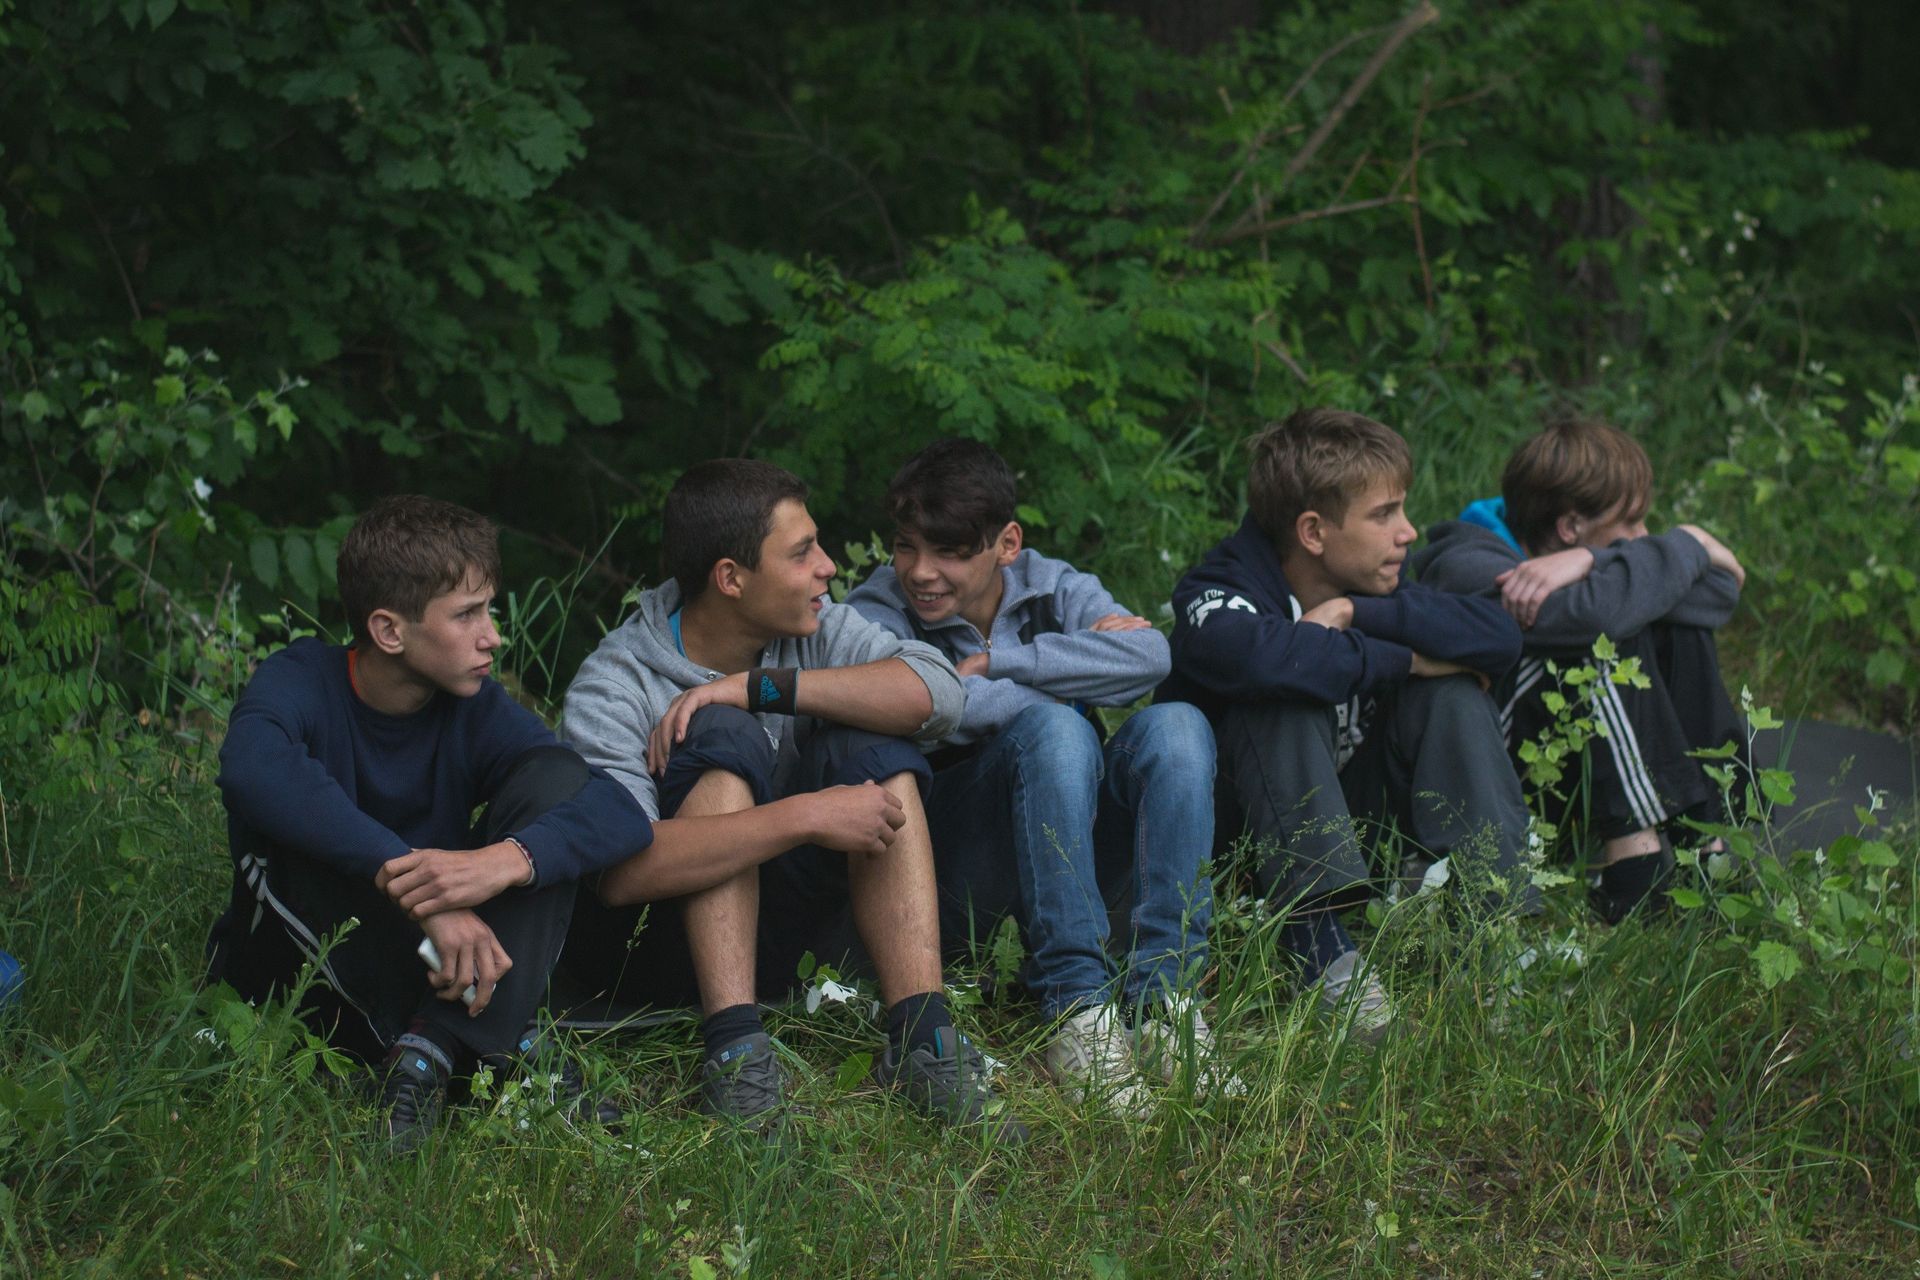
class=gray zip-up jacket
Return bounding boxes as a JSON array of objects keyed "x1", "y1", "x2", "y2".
[
  {"x1": 1411, "y1": 521, "x2": 1740, "y2": 652},
  {"x1": 560, "y1": 581, "x2": 963, "y2": 819},
  {"x1": 844, "y1": 548, "x2": 1168, "y2": 746}
]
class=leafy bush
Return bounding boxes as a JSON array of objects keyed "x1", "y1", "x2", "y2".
[{"x1": 1689, "y1": 370, "x2": 1920, "y2": 722}]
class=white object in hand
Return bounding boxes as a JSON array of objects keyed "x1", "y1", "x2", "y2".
[{"x1": 415, "y1": 937, "x2": 479, "y2": 1007}]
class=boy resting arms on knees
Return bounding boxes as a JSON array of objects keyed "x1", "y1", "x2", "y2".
[
  {"x1": 1159, "y1": 409, "x2": 1536, "y2": 1039},
  {"x1": 207, "y1": 495, "x2": 653, "y2": 1154},
  {"x1": 1413, "y1": 419, "x2": 1745, "y2": 921},
  {"x1": 560, "y1": 459, "x2": 1024, "y2": 1140}
]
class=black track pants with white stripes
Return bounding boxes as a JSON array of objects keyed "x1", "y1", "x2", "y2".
[
  {"x1": 1501, "y1": 623, "x2": 1744, "y2": 842},
  {"x1": 203, "y1": 746, "x2": 585, "y2": 1062}
]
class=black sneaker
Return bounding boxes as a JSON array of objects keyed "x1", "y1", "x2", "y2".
[
  {"x1": 547, "y1": 1055, "x2": 624, "y2": 1128},
  {"x1": 873, "y1": 1028, "x2": 1028, "y2": 1145},
  {"x1": 487, "y1": 1031, "x2": 624, "y2": 1129},
  {"x1": 378, "y1": 1045, "x2": 448, "y2": 1156},
  {"x1": 699, "y1": 1031, "x2": 788, "y2": 1130}
]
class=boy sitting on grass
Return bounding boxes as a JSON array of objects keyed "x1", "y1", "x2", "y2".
[
  {"x1": 206, "y1": 495, "x2": 654, "y2": 1155},
  {"x1": 1412, "y1": 419, "x2": 1745, "y2": 922},
  {"x1": 845, "y1": 438, "x2": 1227, "y2": 1116},
  {"x1": 559, "y1": 459, "x2": 1025, "y2": 1141},
  {"x1": 1159, "y1": 408, "x2": 1537, "y2": 1039}
]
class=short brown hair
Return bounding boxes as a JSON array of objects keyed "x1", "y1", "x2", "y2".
[
  {"x1": 885, "y1": 437, "x2": 1018, "y2": 553},
  {"x1": 1501, "y1": 420, "x2": 1652, "y2": 553},
  {"x1": 336, "y1": 495, "x2": 501, "y2": 646},
  {"x1": 1247, "y1": 408, "x2": 1413, "y2": 548},
  {"x1": 664, "y1": 459, "x2": 810, "y2": 602}
]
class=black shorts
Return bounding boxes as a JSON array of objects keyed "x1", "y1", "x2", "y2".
[{"x1": 558, "y1": 705, "x2": 930, "y2": 1010}]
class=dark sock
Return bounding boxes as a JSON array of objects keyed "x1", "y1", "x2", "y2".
[
  {"x1": 1278, "y1": 910, "x2": 1356, "y2": 985},
  {"x1": 700, "y1": 1003, "x2": 765, "y2": 1061},
  {"x1": 886, "y1": 990, "x2": 953, "y2": 1058},
  {"x1": 1597, "y1": 849, "x2": 1674, "y2": 925}
]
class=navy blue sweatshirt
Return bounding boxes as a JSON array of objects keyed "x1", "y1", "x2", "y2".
[
  {"x1": 1158, "y1": 515, "x2": 1522, "y2": 718},
  {"x1": 218, "y1": 638, "x2": 652, "y2": 884}
]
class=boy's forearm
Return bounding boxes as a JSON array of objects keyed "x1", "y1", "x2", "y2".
[
  {"x1": 792, "y1": 658, "x2": 932, "y2": 734},
  {"x1": 986, "y1": 629, "x2": 1170, "y2": 705},
  {"x1": 594, "y1": 799, "x2": 816, "y2": 904}
]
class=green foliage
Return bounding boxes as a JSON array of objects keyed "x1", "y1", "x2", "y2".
[
  {"x1": 0, "y1": 565, "x2": 115, "y2": 803},
  {"x1": 3, "y1": 0, "x2": 1917, "y2": 715},
  {"x1": 1691, "y1": 369, "x2": 1920, "y2": 720},
  {"x1": 1672, "y1": 692, "x2": 1917, "y2": 1029},
  {"x1": 1, "y1": 340, "x2": 315, "y2": 710},
  {"x1": 1513, "y1": 635, "x2": 1652, "y2": 808},
  {"x1": 3, "y1": 727, "x2": 1916, "y2": 1274}
]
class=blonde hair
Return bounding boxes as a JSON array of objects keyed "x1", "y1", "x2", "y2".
[{"x1": 1247, "y1": 408, "x2": 1413, "y2": 549}]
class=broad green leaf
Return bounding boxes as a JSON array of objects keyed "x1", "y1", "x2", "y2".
[
  {"x1": 1854, "y1": 840, "x2": 1900, "y2": 868},
  {"x1": 249, "y1": 536, "x2": 280, "y2": 589},
  {"x1": 833, "y1": 1050, "x2": 873, "y2": 1092},
  {"x1": 283, "y1": 535, "x2": 318, "y2": 600},
  {"x1": 1864, "y1": 649, "x2": 1908, "y2": 686},
  {"x1": 562, "y1": 379, "x2": 621, "y2": 426},
  {"x1": 1751, "y1": 940, "x2": 1802, "y2": 989}
]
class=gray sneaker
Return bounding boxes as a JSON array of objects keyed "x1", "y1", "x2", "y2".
[
  {"x1": 1131, "y1": 999, "x2": 1249, "y2": 1100},
  {"x1": 485, "y1": 1029, "x2": 624, "y2": 1129},
  {"x1": 873, "y1": 1028, "x2": 1029, "y2": 1144},
  {"x1": 1313, "y1": 949, "x2": 1393, "y2": 1046},
  {"x1": 377, "y1": 1045, "x2": 448, "y2": 1157},
  {"x1": 1046, "y1": 1005, "x2": 1154, "y2": 1118},
  {"x1": 699, "y1": 1032, "x2": 788, "y2": 1129}
]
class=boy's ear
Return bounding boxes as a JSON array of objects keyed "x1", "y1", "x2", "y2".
[
  {"x1": 710, "y1": 557, "x2": 747, "y2": 601},
  {"x1": 992, "y1": 521, "x2": 1024, "y2": 567},
  {"x1": 1294, "y1": 510, "x2": 1327, "y2": 557},
  {"x1": 366, "y1": 607, "x2": 407, "y2": 655},
  {"x1": 1552, "y1": 512, "x2": 1583, "y2": 550}
]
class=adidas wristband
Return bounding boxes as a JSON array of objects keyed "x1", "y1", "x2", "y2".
[{"x1": 746, "y1": 666, "x2": 798, "y2": 716}]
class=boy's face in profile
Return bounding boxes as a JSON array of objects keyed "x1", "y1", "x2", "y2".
[
  {"x1": 730, "y1": 498, "x2": 836, "y2": 638},
  {"x1": 391, "y1": 566, "x2": 501, "y2": 697},
  {"x1": 1315, "y1": 480, "x2": 1417, "y2": 597},
  {"x1": 890, "y1": 523, "x2": 1015, "y2": 628}
]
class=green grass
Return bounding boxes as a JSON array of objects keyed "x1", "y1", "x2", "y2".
[{"x1": 2, "y1": 727, "x2": 1915, "y2": 1278}]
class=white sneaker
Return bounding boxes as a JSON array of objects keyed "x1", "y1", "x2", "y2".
[
  {"x1": 1045, "y1": 1005, "x2": 1153, "y2": 1118},
  {"x1": 1313, "y1": 949, "x2": 1393, "y2": 1046},
  {"x1": 1131, "y1": 999, "x2": 1249, "y2": 1099}
]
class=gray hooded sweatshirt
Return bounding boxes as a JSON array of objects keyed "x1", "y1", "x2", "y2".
[
  {"x1": 560, "y1": 581, "x2": 963, "y2": 820},
  {"x1": 1412, "y1": 521, "x2": 1740, "y2": 652},
  {"x1": 843, "y1": 548, "x2": 1169, "y2": 747}
]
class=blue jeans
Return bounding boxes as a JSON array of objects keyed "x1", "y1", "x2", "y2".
[{"x1": 925, "y1": 702, "x2": 1216, "y2": 1019}]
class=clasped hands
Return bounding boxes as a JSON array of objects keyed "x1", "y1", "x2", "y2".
[{"x1": 376, "y1": 842, "x2": 529, "y2": 1016}]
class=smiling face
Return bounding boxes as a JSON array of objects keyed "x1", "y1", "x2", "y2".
[
  {"x1": 1314, "y1": 480, "x2": 1418, "y2": 597},
  {"x1": 890, "y1": 522, "x2": 1018, "y2": 634},
  {"x1": 389, "y1": 566, "x2": 501, "y2": 697},
  {"x1": 731, "y1": 498, "x2": 837, "y2": 639}
]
